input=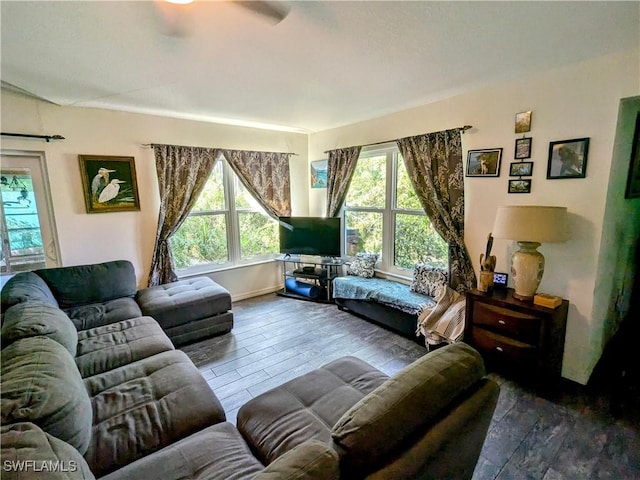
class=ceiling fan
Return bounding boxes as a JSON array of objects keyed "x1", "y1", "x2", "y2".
[{"x1": 157, "y1": 0, "x2": 291, "y2": 37}]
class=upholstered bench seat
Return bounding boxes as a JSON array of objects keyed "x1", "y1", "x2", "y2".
[
  {"x1": 136, "y1": 277, "x2": 233, "y2": 346},
  {"x1": 75, "y1": 316, "x2": 175, "y2": 378}
]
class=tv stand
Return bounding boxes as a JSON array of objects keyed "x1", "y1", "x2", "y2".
[{"x1": 276, "y1": 255, "x2": 346, "y2": 303}]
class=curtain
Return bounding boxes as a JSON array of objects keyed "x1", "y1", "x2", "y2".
[
  {"x1": 396, "y1": 129, "x2": 476, "y2": 292},
  {"x1": 222, "y1": 150, "x2": 292, "y2": 218},
  {"x1": 325, "y1": 146, "x2": 362, "y2": 217},
  {"x1": 148, "y1": 144, "x2": 220, "y2": 286}
]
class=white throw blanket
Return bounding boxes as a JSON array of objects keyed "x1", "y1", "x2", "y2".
[{"x1": 416, "y1": 285, "x2": 466, "y2": 349}]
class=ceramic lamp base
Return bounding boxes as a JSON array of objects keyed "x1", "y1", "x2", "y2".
[{"x1": 511, "y1": 241, "x2": 545, "y2": 301}]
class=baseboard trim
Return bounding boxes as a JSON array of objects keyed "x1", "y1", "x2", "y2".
[{"x1": 231, "y1": 285, "x2": 281, "y2": 302}]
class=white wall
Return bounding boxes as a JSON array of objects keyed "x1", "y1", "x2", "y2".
[
  {"x1": 0, "y1": 92, "x2": 309, "y2": 298},
  {"x1": 309, "y1": 49, "x2": 640, "y2": 384}
]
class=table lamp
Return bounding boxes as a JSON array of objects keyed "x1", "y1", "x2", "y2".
[{"x1": 492, "y1": 206, "x2": 568, "y2": 301}]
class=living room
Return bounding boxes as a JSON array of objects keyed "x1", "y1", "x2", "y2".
[{"x1": 1, "y1": 1, "x2": 640, "y2": 478}]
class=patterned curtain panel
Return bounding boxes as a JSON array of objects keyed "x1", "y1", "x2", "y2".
[
  {"x1": 222, "y1": 150, "x2": 292, "y2": 218},
  {"x1": 148, "y1": 144, "x2": 220, "y2": 286},
  {"x1": 325, "y1": 146, "x2": 362, "y2": 217},
  {"x1": 396, "y1": 129, "x2": 476, "y2": 292}
]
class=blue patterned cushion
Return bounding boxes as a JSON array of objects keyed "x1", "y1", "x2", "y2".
[
  {"x1": 410, "y1": 264, "x2": 448, "y2": 296},
  {"x1": 347, "y1": 253, "x2": 379, "y2": 278}
]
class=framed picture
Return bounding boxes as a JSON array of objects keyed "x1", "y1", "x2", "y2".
[
  {"x1": 547, "y1": 138, "x2": 590, "y2": 179},
  {"x1": 508, "y1": 179, "x2": 532, "y2": 194},
  {"x1": 509, "y1": 161, "x2": 533, "y2": 177},
  {"x1": 515, "y1": 111, "x2": 532, "y2": 134},
  {"x1": 465, "y1": 148, "x2": 502, "y2": 177},
  {"x1": 310, "y1": 160, "x2": 327, "y2": 188},
  {"x1": 514, "y1": 137, "x2": 532, "y2": 159},
  {"x1": 79, "y1": 155, "x2": 141, "y2": 213},
  {"x1": 625, "y1": 112, "x2": 640, "y2": 199}
]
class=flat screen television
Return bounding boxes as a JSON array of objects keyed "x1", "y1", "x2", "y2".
[{"x1": 279, "y1": 216, "x2": 341, "y2": 257}]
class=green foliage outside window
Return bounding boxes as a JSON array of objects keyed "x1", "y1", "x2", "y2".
[
  {"x1": 394, "y1": 214, "x2": 447, "y2": 268},
  {"x1": 171, "y1": 214, "x2": 228, "y2": 268},
  {"x1": 239, "y1": 212, "x2": 278, "y2": 258}
]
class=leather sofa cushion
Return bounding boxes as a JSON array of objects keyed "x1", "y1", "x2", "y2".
[
  {"x1": 75, "y1": 316, "x2": 174, "y2": 378},
  {"x1": 237, "y1": 356, "x2": 388, "y2": 464},
  {"x1": 36, "y1": 260, "x2": 137, "y2": 309},
  {"x1": 1, "y1": 422, "x2": 95, "y2": 480},
  {"x1": 64, "y1": 297, "x2": 143, "y2": 331},
  {"x1": 1, "y1": 301, "x2": 78, "y2": 356},
  {"x1": 0, "y1": 271, "x2": 59, "y2": 310},
  {"x1": 0, "y1": 337, "x2": 93, "y2": 455},
  {"x1": 136, "y1": 277, "x2": 232, "y2": 330},
  {"x1": 83, "y1": 350, "x2": 226, "y2": 477},
  {"x1": 331, "y1": 343, "x2": 486, "y2": 476}
]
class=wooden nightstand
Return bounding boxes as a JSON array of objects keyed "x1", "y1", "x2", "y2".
[{"x1": 464, "y1": 288, "x2": 568, "y2": 382}]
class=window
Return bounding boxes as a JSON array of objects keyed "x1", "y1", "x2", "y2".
[
  {"x1": 1, "y1": 150, "x2": 61, "y2": 275},
  {"x1": 171, "y1": 159, "x2": 279, "y2": 274},
  {"x1": 343, "y1": 145, "x2": 447, "y2": 276}
]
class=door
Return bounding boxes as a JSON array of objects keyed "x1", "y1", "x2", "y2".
[{"x1": 1, "y1": 150, "x2": 61, "y2": 275}]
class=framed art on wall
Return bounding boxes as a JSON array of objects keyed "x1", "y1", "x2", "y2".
[
  {"x1": 515, "y1": 111, "x2": 532, "y2": 134},
  {"x1": 79, "y1": 155, "x2": 141, "y2": 213},
  {"x1": 466, "y1": 148, "x2": 502, "y2": 177},
  {"x1": 547, "y1": 138, "x2": 590, "y2": 179},
  {"x1": 514, "y1": 137, "x2": 532, "y2": 159},
  {"x1": 509, "y1": 161, "x2": 533, "y2": 177},
  {"x1": 310, "y1": 160, "x2": 328, "y2": 188},
  {"x1": 508, "y1": 179, "x2": 532, "y2": 194}
]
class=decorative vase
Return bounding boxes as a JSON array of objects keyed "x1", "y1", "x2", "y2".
[{"x1": 511, "y1": 241, "x2": 545, "y2": 301}]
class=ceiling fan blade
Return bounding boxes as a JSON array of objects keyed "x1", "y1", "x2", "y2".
[{"x1": 234, "y1": 1, "x2": 291, "y2": 24}]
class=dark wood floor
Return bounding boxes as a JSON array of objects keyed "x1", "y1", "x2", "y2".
[{"x1": 180, "y1": 294, "x2": 640, "y2": 480}]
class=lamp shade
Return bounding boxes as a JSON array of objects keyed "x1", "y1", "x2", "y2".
[{"x1": 492, "y1": 206, "x2": 569, "y2": 243}]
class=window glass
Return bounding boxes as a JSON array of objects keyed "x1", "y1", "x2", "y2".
[
  {"x1": 395, "y1": 157, "x2": 422, "y2": 211},
  {"x1": 394, "y1": 213, "x2": 448, "y2": 269},
  {"x1": 345, "y1": 210, "x2": 383, "y2": 256},
  {"x1": 192, "y1": 162, "x2": 225, "y2": 212},
  {"x1": 345, "y1": 155, "x2": 386, "y2": 208},
  {"x1": 239, "y1": 211, "x2": 278, "y2": 259},
  {"x1": 171, "y1": 214, "x2": 228, "y2": 268},
  {"x1": 0, "y1": 168, "x2": 46, "y2": 272}
]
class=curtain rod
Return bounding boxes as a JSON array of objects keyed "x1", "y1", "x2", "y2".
[
  {"x1": 323, "y1": 125, "x2": 473, "y2": 154},
  {"x1": 141, "y1": 143, "x2": 298, "y2": 156},
  {"x1": 1, "y1": 132, "x2": 65, "y2": 142}
]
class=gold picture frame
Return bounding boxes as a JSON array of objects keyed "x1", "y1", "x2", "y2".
[{"x1": 79, "y1": 155, "x2": 140, "y2": 213}]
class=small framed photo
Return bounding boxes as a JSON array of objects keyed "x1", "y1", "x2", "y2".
[
  {"x1": 514, "y1": 137, "x2": 532, "y2": 159},
  {"x1": 79, "y1": 155, "x2": 141, "y2": 213},
  {"x1": 310, "y1": 160, "x2": 327, "y2": 188},
  {"x1": 508, "y1": 179, "x2": 532, "y2": 194},
  {"x1": 515, "y1": 111, "x2": 532, "y2": 134},
  {"x1": 547, "y1": 138, "x2": 590, "y2": 179},
  {"x1": 509, "y1": 161, "x2": 533, "y2": 177},
  {"x1": 466, "y1": 148, "x2": 502, "y2": 177},
  {"x1": 625, "y1": 112, "x2": 640, "y2": 199}
]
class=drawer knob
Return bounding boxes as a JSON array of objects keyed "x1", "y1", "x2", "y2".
[
  {"x1": 495, "y1": 346, "x2": 504, "y2": 352},
  {"x1": 498, "y1": 320, "x2": 506, "y2": 325}
]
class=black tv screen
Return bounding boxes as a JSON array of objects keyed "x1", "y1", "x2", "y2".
[{"x1": 279, "y1": 217, "x2": 341, "y2": 257}]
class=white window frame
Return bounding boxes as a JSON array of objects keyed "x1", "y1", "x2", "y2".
[
  {"x1": 343, "y1": 143, "x2": 446, "y2": 279},
  {"x1": 175, "y1": 158, "x2": 278, "y2": 277}
]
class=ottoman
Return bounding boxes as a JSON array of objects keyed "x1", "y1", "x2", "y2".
[{"x1": 136, "y1": 277, "x2": 233, "y2": 346}]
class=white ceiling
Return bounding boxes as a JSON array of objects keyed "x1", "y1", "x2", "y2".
[{"x1": 1, "y1": 1, "x2": 638, "y2": 133}]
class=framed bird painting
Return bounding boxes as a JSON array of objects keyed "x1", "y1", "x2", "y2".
[{"x1": 79, "y1": 155, "x2": 141, "y2": 213}]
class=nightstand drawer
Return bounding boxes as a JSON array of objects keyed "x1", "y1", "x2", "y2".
[
  {"x1": 470, "y1": 328, "x2": 537, "y2": 367},
  {"x1": 473, "y1": 302, "x2": 541, "y2": 344}
]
